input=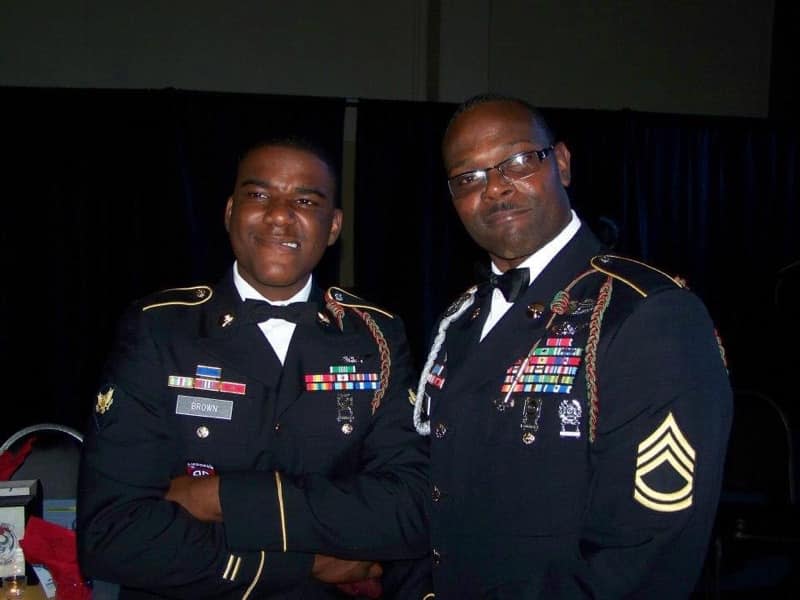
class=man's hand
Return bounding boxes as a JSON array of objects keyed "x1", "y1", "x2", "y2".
[
  {"x1": 312, "y1": 554, "x2": 383, "y2": 584},
  {"x1": 336, "y1": 578, "x2": 384, "y2": 599},
  {"x1": 165, "y1": 475, "x2": 222, "y2": 522}
]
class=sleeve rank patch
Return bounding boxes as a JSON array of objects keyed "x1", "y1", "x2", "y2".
[{"x1": 634, "y1": 412, "x2": 696, "y2": 512}]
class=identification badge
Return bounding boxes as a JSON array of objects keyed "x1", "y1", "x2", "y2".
[{"x1": 175, "y1": 395, "x2": 233, "y2": 420}]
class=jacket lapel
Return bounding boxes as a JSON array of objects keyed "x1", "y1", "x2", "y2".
[
  {"x1": 273, "y1": 286, "x2": 328, "y2": 417},
  {"x1": 443, "y1": 225, "x2": 603, "y2": 397},
  {"x1": 200, "y1": 271, "x2": 285, "y2": 389}
]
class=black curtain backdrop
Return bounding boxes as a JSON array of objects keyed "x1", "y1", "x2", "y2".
[
  {"x1": 354, "y1": 99, "x2": 800, "y2": 423},
  {"x1": 2, "y1": 86, "x2": 799, "y2": 442},
  {"x1": 1, "y1": 86, "x2": 346, "y2": 440}
]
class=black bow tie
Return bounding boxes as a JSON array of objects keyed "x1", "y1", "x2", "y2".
[
  {"x1": 488, "y1": 268, "x2": 530, "y2": 303},
  {"x1": 239, "y1": 299, "x2": 318, "y2": 326}
]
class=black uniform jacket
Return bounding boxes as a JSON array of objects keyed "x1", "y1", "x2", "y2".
[
  {"x1": 420, "y1": 225, "x2": 733, "y2": 599},
  {"x1": 77, "y1": 270, "x2": 431, "y2": 599}
]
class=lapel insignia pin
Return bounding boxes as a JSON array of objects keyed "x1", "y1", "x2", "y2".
[
  {"x1": 526, "y1": 303, "x2": 545, "y2": 320},
  {"x1": 219, "y1": 313, "x2": 235, "y2": 327}
]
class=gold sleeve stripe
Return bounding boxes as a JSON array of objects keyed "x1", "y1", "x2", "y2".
[
  {"x1": 275, "y1": 471, "x2": 288, "y2": 552},
  {"x1": 223, "y1": 555, "x2": 235, "y2": 579},
  {"x1": 222, "y1": 555, "x2": 241, "y2": 581},
  {"x1": 636, "y1": 453, "x2": 694, "y2": 501},
  {"x1": 637, "y1": 432, "x2": 695, "y2": 474},
  {"x1": 634, "y1": 489, "x2": 693, "y2": 512},
  {"x1": 231, "y1": 556, "x2": 242, "y2": 580},
  {"x1": 637, "y1": 413, "x2": 696, "y2": 460},
  {"x1": 242, "y1": 551, "x2": 265, "y2": 600}
]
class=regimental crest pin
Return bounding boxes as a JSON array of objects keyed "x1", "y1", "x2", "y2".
[{"x1": 96, "y1": 387, "x2": 114, "y2": 414}]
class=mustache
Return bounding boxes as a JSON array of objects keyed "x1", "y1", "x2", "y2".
[{"x1": 484, "y1": 201, "x2": 518, "y2": 216}]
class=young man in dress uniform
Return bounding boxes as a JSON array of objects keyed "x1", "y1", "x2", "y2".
[
  {"x1": 77, "y1": 138, "x2": 431, "y2": 598},
  {"x1": 413, "y1": 95, "x2": 733, "y2": 598}
]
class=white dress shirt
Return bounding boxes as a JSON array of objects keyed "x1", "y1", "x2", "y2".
[
  {"x1": 480, "y1": 210, "x2": 582, "y2": 340},
  {"x1": 232, "y1": 262, "x2": 313, "y2": 364}
]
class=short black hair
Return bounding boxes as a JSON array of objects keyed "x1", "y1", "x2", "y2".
[
  {"x1": 236, "y1": 135, "x2": 341, "y2": 207},
  {"x1": 445, "y1": 93, "x2": 557, "y2": 146}
]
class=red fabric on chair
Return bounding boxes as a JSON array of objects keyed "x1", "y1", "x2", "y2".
[
  {"x1": 0, "y1": 436, "x2": 36, "y2": 479},
  {"x1": 19, "y1": 516, "x2": 92, "y2": 600}
]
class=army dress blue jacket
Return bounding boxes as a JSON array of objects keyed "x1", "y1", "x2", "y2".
[
  {"x1": 416, "y1": 225, "x2": 732, "y2": 599},
  {"x1": 77, "y1": 269, "x2": 430, "y2": 599}
]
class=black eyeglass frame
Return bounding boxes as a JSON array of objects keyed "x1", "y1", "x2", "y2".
[{"x1": 447, "y1": 145, "x2": 555, "y2": 198}]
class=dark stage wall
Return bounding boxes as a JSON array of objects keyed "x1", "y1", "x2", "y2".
[{"x1": 1, "y1": 86, "x2": 797, "y2": 436}]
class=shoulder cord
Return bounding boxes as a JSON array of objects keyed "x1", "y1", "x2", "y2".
[
  {"x1": 349, "y1": 306, "x2": 391, "y2": 414},
  {"x1": 323, "y1": 290, "x2": 390, "y2": 414},
  {"x1": 584, "y1": 276, "x2": 613, "y2": 442},
  {"x1": 414, "y1": 288, "x2": 478, "y2": 435},
  {"x1": 713, "y1": 328, "x2": 729, "y2": 373},
  {"x1": 413, "y1": 271, "x2": 613, "y2": 441}
]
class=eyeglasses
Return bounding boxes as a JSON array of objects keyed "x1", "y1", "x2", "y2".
[{"x1": 447, "y1": 146, "x2": 555, "y2": 199}]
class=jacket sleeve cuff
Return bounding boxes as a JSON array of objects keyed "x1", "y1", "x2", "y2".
[
  {"x1": 220, "y1": 470, "x2": 285, "y2": 550},
  {"x1": 257, "y1": 550, "x2": 315, "y2": 591}
]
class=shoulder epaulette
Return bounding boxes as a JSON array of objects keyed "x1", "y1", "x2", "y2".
[
  {"x1": 142, "y1": 285, "x2": 213, "y2": 311},
  {"x1": 589, "y1": 254, "x2": 686, "y2": 298},
  {"x1": 324, "y1": 286, "x2": 395, "y2": 318}
]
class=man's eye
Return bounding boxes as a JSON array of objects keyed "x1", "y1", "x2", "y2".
[
  {"x1": 295, "y1": 197, "x2": 317, "y2": 206},
  {"x1": 509, "y1": 153, "x2": 534, "y2": 167},
  {"x1": 456, "y1": 172, "x2": 481, "y2": 187},
  {"x1": 246, "y1": 191, "x2": 269, "y2": 201}
]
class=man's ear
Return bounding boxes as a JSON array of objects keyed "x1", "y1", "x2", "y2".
[
  {"x1": 224, "y1": 196, "x2": 234, "y2": 232},
  {"x1": 554, "y1": 141, "x2": 571, "y2": 187},
  {"x1": 328, "y1": 208, "x2": 343, "y2": 246}
]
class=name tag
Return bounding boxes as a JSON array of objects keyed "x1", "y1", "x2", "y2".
[{"x1": 175, "y1": 395, "x2": 233, "y2": 420}]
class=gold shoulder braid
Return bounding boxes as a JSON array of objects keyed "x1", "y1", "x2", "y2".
[
  {"x1": 324, "y1": 286, "x2": 393, "y2": 414},
  {"x1": 142, "y1": 285, "x2": 213, "y2": 311}
]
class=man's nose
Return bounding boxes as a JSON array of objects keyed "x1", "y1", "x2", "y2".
[
  {"x1": 262, "y1": 197, "x2": 296, "y2": 222},
  {"x1": 483, "y1": 167, "x2": 514, "y2": 198}
]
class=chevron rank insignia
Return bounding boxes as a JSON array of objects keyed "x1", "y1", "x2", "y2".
[{"x1": 633, "y1": 412, "x2": 695, "y2": 512}]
